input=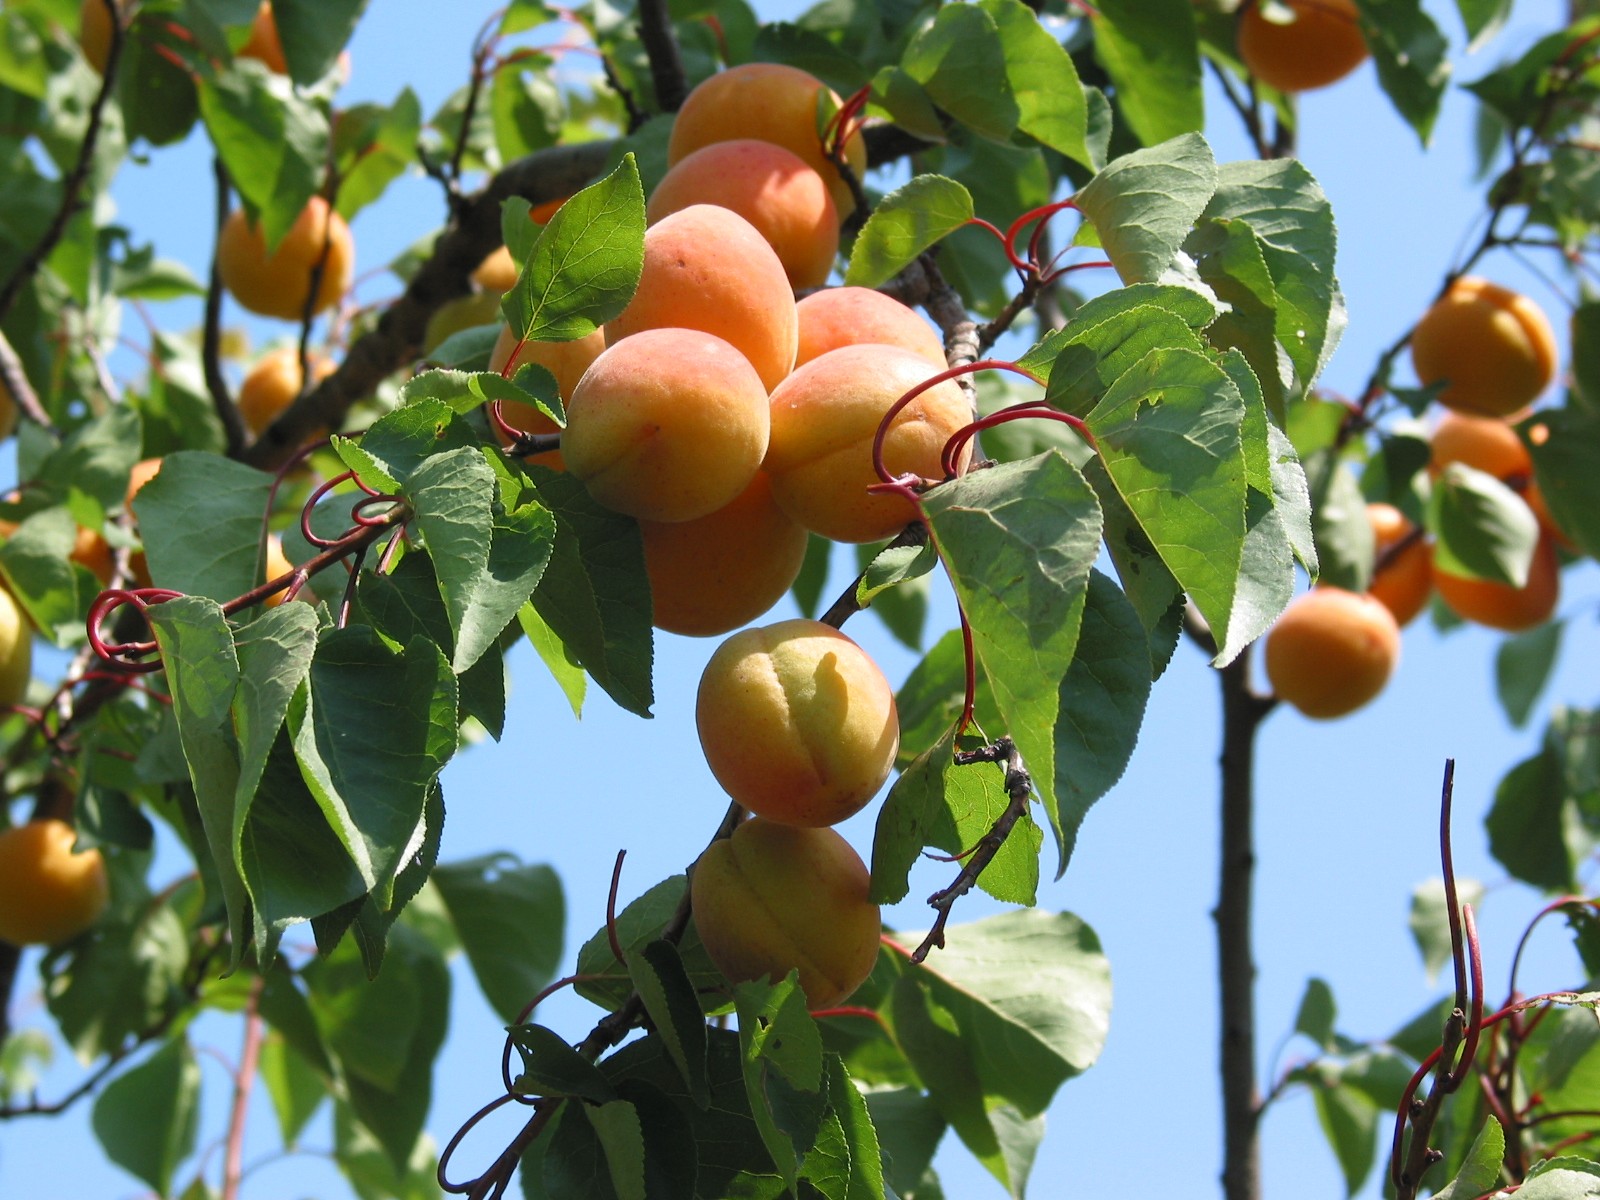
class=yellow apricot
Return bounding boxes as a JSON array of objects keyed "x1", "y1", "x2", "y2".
[
  {"x1": 1237, "y1": 0, "x2": 1369, "y2": 93},
  {"x1": 690, "y1": 817, "x2": 880, "y2": 1010},
  {"x1": 1411, "y1": 278, "x2": 1558, "y2": 417},
  {"x1": 237, "y1": 2, "x2": 287, "y2": 74},
  {"x1": 668, "y1": 63, "x2": 870, "y2": 217},
  {"x1": 218, "y1": 196, "x2": 354, "y2": 322},
  {"x1": 605, "y1": 204, "x2": 798, "y2": 392},
  {"x1": 641, "y1": 472, "x2": 808, "y2": 638},
  {"x1": 563, "y1": 328, "x2": 769, "y2": 523},
  {"x1": 487, "y1": 325, "x2": 607, "y2": 469},
  {"x1": 0, "y1": 584, "x2": 31, "y2": 709},
  {"x1": 648, "y1": 140, "x2": 839, "y2": 291},
  {"x1": 471, "y1": 245, "x2": 519, "y2": 296},
  {"x1": 795, "y1": 287, "x2": 947, "y2": 370},
  {"x1": 260, "y1": 534, "x2": 315, "y2": 608},
  {"x1": 764, "y1": 344, "x2": 972, "y2": 544},
  {"x1": 238, "y1": 347, "x2": 336, "y2": 438},
  {"x1": 1434, "y1": 534, "x2": 1560, "y2": 632},
  {"x1": 0, "y1": 820, "x2": 109, "y2": 946},
  {"x1": 1264, "y1": 587, "x2": 1400, "y2": 719},
  {"x1": 696, "y1": 618, "x2": 898, "y2": 826},
  {"x1": 1365, "y1": 503, "x2": 1431, "y2": 628}
]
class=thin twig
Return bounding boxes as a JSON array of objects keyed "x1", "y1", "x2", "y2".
[
  {"x1": 221, "y1": 977, "x2": 265, "y2": 1200},
  {"x1": 0, "y1": 326, "x2": 57, "y2": 435},
  {"x1": 204, "y1": 158, "x2": 246, "y2": 458}
]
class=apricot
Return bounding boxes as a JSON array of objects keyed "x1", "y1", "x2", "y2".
[
  {"x1": 604, "y1": 205, "x2": 798, "y2": 392},
  {"x1": 641, "y1": 473, "x2": 808, "y2": 638},
  {"x1": 529, "y1": 196, "x2": 566, "y2": 225},
  {"x1": 648, "y1": 140, "x2": 839, "y2": 291},
  {"x1": 1365, "y1": 503, "x2": 1431, "y2": 628},
  {"x1": 471, "y1": 245, "x2": 519, "y2": 296},
  {"x1": 795, "y1": 287, "x2": 947, "y2": 370},
  {"x1": 1237, "y1": 0, "x2": 1369, "y2": 93},
  {"x1": 1411, "y1": 278, "x2": 1558, "y2": 417},
  {"x1": 0, "y1": 518, "x2": 112, "y2": 585},
  {"x1": 690, "y1": 817, "x2": 880, "y2": 1010},
  {"x1": 764, "y1": 344, "x2": 972, "y2": 544},
  {"x1": 1434, "y1": 534, "x2": 1560, "y2": 632},
  {"x1": 487, "y1": 325, "x2": 607, "y2": 469},
  {"x1": 668, "y1": 63, "x2": 870, "y2": 217},
  {"x1": 237, "y1": 347, "x2": 336, "y2": 438},
  {"x1": 1264, "y1": 587, "x2": 1400, "y2": 719},
  {"x1": 260, "y1": 534, "x2": 315, "y2": 608},
  {"x1": 126, "y1": 456, "x2": 162, "y2": 507},
  {"x1": 0, "y1": 819, "x2": 109, "y2": 946},
  {"x1": 78, "y1": 0, "x2": 118, "y2": 74},
  {"x1": 696, "y1": 619, "x2": 898, "y2": 826},
  {"x1": 0, "y1": 584, "x2": 31, "y2": 709},
  {"x1": 0, "y1": 378, "x2": 15, "y2": 440},
  {"x1": 1429, "y1": 410, "x2": 1532, "y2": 481},
  {"x1": 217, "y1": 196, "x2": 354, "y2": 322},
  {"x1": 237, "y1": 2, "x2": 287, "y2": 74},
  {"x1": 562, "y1": 328, "x2": 769, "y2": 523}
]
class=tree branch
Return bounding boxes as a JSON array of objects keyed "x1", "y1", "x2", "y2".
[
  {"x1": 204, "y1": 157, "x2": 246, "y2": 458},
  {"x1": 637, "y1": 0, "x2": 688, "y2": 114},
  {"x1": 0, "y1": 326, "x2": 57, "y2": 436}
]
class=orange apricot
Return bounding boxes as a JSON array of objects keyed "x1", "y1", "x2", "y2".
[
  {"x1": 648, "y1": 140, "x2": 839, "y2": 291},
  {"x1": 529, "y1": 196, "x2": 566, "y2": 225},
  {"x1": 1365, "y1": 503, "x2": 1431, "y2": 628},
  {"x1": 237, "y1": 2, "x2": 287, "y2": 74},
  {"x1": 0, "y1": 819, "x2": 109, "y2": 946},
  {"x1": 1264, "y1": 587, "x2": 1400, "y2": 719},
  {"x1": 795, "y1": 287, "x2": 947, "y2": 370},
  {"x1": 640, "y1": 472, "x2": 808, "y2": 638},
  {"x1": 237, "y1": 347, "x2": 336, "y2": 438},
  {"x1": 1429, "y1": 410, "x2": 1532, "y2": 481},
  {"x1": 1237, "y1": 0, "x2": 1369, "y2": 93},
  {"x1": 562, "y1": 328, "x2": 769, "y2": 523},
  {"x1": 764, "y1": 344, "x2": 972, "y2": 544},
  {"x1": 78, "y1": 0, "x2": 119, "y2": 74},
  {"x1": 487, "y1": 325, "x2": 606, "y2": 469},
  {"x1": 0, "y1": 584, "x2": 31, "y2": 709},
  {"x1": 690, "y1": 817, "x2": 880, "y2": 1010},
  {"x1": 668, "y1": 63, "x2": 870, "y2": 217},
  {"x1": 696, "y1": 618, "x2": 898, "y2": 827},
  {"x1": 1434, "y1": 534, "x2": 1560, "y2": 632},
  {"x1": 126, "y1": 457, "x2": 162, "y2": 507},
  {"x1": 217, "y1": 196, "x2": 354, "y2": 322},
  {"x1": 471, "y1": 245, "x2": 519, "y2": 296},
  {"x1": 605, "y1": 204, "x2": 797, "y2": 392},
  {"x1": 1411, "y1": 278, "x2": 1558, "y2": 417}
]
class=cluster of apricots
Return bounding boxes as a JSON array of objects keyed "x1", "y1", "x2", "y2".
[
  {"x1": 1236, "y1": 0, "x2": 1369, "y2": 94},
  {"x1": 1266, "y1": 280, "x2": 1566, "y2": 720},
  {"x1": 483, "y1": 63, "x2": 950, "y2": 1008}
]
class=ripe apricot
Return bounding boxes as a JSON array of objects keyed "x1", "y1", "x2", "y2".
[
  {"x1": 0, "y1": 584, "x2": 31, "y2": 708},
  {"x1": 697, "y1": 618, "x2": 898, "y2": 826},
  {"x1": 1429, "y1": 410, "x2": 1532, "y2": 481},
  {"x1": 0, "y1": 819, "x2": 109, "y2": 946},
  {"x1": 487, "y1": 325, "x2": 607, "y2": 469},
  {"x1": 1434, "y1": 534, "x2": 1560, "y2": 632},
  {"x1": 217, "y1": 196, "x2": 354, "y2": 322},
  {"x1": 1237, "y1": 0, "x2": 1369, "y2": 93},
  {"x1": 648, "y1": 140, "x2": 839, "y2": 291},
  {"x1": 563, "y1": 328, "x2": 769, "y2": 523},
  {"x1": 764, "y1": 344, "x2": 972, "y2": 544},
  {"x1": 237, "y1": 2, "x2": 287, "y2": 74},
  {"x1": 238, "y1": 347, "x2": 336, "y2": 438},
  {"x1": 78, "y1": 0, "x2": 118, "y2": 74},
  {"x1": 690, "y1": 817, "x2": 880, "y2": 1010},
  {"x1": 1264, "y1": 587, "x2": 1400, "y2": 719},
  {"x1": 260, "y1": 534, "x2": 315, "y2": 608},
  {"x1": 605, "y1": 204, "x2": 797, "y2": 392},
  {"x1": 668, "y1": 63, "x2": 870, "y2": 217},
  {"x1": 471, "y1": 245, "x2": 519, "y2": 296},
  {"x1": 126, "y1": 456, "x2": 162, "y2": 507},
  {"x1": 795, "y1": 287, "x2": 947, "y2": 370},
  {"x1": 641, "y1": 473, "x2": 808, "y2": 638},
  {"x1": 1365, "y1": 503, "x2": 1431, "y2": 628},
  {"x1": 1411, "y1": 278, "x2": 1558, "y2": 417}
]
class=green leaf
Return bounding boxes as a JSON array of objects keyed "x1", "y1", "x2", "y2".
[
  {"x1": 503, "y1": 153, "x2": 645, "y2": 343},
  {"x1": 258, "y1": 1032, "x2": 327, "y2": 1146},
  {"x1": 864, "y1": 1087, "x2": 945, "y2": 1200},
  {"x1": 272, "y1": 0, "x2": 365, "y2": 87},
  {"x1": 1073, "y1": 132, "x2": 1217, "y2": 283},
  {"x1": 1409, "y1": 877, "x2": 1486, "y2": 986},
  {"x1": 198, "y1": 61, "x2": 329, "y2": 249},
  {"x1": 1518, "y1": 1157, "x2": 1600, "y2": 1199},
  {"x1": 1433, "y1": 1118, "x2": 1507, "y2": 1199},
  {"x1": 1294, "y1": 978, "x2": 1337, "y2": 1051},
  {"x1": 1311, "y1": 1077, "x2": 1378, "y2": 1196},
  {"x1": 335, "y1": 89, "x2": 422, "y2": 220},
  {"x1": 0, "y1": 506, "x2": 85, "y2": 644},
  {"x1": 1497, "y1": 620, "x2": 1564, "y2": 728},
  {"x1": 574, "y1": 876, "x2": 723, "y2": 1013},
  {"x1": 518, "y1": 600, "x2": 586, "y2": 717},
  {"x1": 1527, "y1": 406, "x2": 1600, "y2": 560},
  {"x1": 1430, "y1": 463, "x2": 1540, "y2": 585},
  {"x1": 845, "y1": 175, "x2": 975, "y2": 289},
  {"x1": 133, "y1": 451, "x2": 274, "y2": 602},
  {"x1": 627, "y1": 941, "x2": 710, "y2": 1110},
  {"x1": 980, "y1": 0, "x2": 1091, "y2": 168},
  {"x1": 854, "y1": 540, "x2": 932, "y2": 651},
  {"x1": 526, "y1": 465, "x2": 654, "y2": 717},
  {"x1": 510, "y1": 1024, "x2": 619, "y2": 1102},
  {"x1": 433, "y1": 854, "x2": 564, "y2": 1024},
  {"x1": 587, "y1": 1100, "x2": 648, "y2": 1200},
  {"x1": 735, "y1": 975, "x2": 827, "y2": 1190},
  {"x1": 1452, "y1": 0, "x2": 1511, "y2": 48},
  {"x1": 1043, "y1": 303, "x2": 1209, "y2": 418},
  {"x1": 31, "y1": 403, "x2": 141, "y2": 516},
  {"x1": 1086, "y1": 347, "x2": 1253, "y2": 663},
  {"x1": 923, "y1": 452, "x2": 1103, "y2": 875},
  {"x1": 1352, "y1": 0, "x2": 1451, "y2": 145},
  {"x1": 1486, "y1": 717, "x2": 1594, "y2": 894},
  {"x1": 1092, "y1": 0, "x2": 1204, "y2": 146},
  {"x1": 91, "y1": 1037, "x2": 201, "y2": 1196},
  {"x1": 1305, "y1": 453, "x2": 1375, "y2": 592},
  {"x1": 900, "y1": 4, "x2": 1018, "y2": 143},
  {"x1": 821, "y1": 1056, "x2": 887, "y2": 1200}
]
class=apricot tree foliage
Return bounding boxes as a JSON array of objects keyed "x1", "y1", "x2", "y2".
[{"x1": 0, "y1": 3, "x2": 1597, "y2": 1200}]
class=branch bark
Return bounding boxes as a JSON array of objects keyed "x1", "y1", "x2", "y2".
[{"x1": 637, "y1": 0, "x2": 688, "y2": 114}]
